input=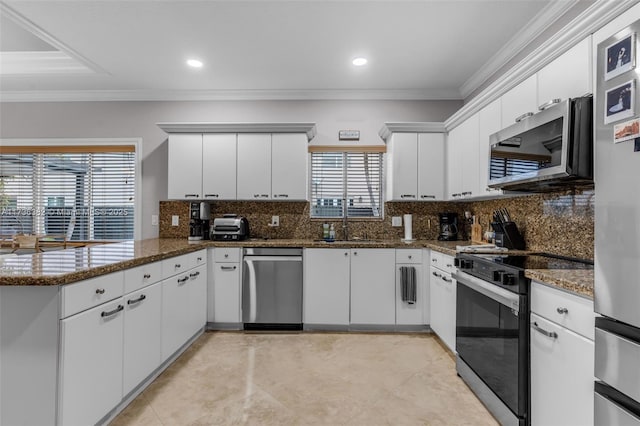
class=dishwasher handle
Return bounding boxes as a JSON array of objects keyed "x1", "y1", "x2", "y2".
[{"x1": 243, "y1": 256, "x2": 302, "y2": 262}]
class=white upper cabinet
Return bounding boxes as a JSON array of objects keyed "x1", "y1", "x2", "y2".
[
  {"x1": 537, "y1": 36, "x2": 592, "y2": 107},
  {"x1": 478, "y1": 98, "x2": 503, "y2": 196},
  {"x1": 386, "y1": 132, "x2": 419, "y2": 201},
  {"x1": 202, "y1": 134, "x2": 237, "y2": 200},
  {"x1": 167, "y1": 134, "x2": 203, "y2": 200},
  {"x1": 236, "y1": 133, "x2": 272, "y2": 200},
  {"x1": 271, "y1": 133, "x2": 308, "y2": 200},
  {"x1": 501, "y1": 74, "x2": 538, "y2": 126},
  {"x1": 417, "y1": 133, "x2": 445, "y2": 200},
  {"x1": 447, "y1": 114, "x2": 479, "y2": 200},
  {"x1": 447, "y1": 126, "x2": 462, "y2": 200}
]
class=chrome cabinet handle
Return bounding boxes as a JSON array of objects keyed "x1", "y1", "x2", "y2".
[
  {"x1": 143, "y1": 274, "x2": 151, "y2": 279},
  {"x1": 185, "y1": 194, "x2": 200, "y2": 198},
  {"x1": 127, "y1": 294, "x2": 146, "y2": 305},
  {"x1": 344, "y1": 252, "x2": 349, "y2": 256},
  {"x1": 538, "y1": 98, "x2": 561, "y2": 111},
  {"x1": 401, "y1": 194, "x2": 416, "y2": 199},
  {"x1": 205, "y1": 194, "x2": 219, "y2": 198},
  {"x1": 353, "y1": 252, "x2": 358, "y2": 256},
  {"x1": 420, "y1": 195, "x2": 436, "y2": 199},
  {"x1": 446, "y1": 263, "x2": 453, "y2": 268},
  {"x1": 515, "y1": 112, "x2": 534, "y2": 123},
  {"x1": 175, "y1": 263, "x2": 181, "y2": 269},
  {"x1": 408, "y1": 255, "x2": 412, "y2": 259},
  {"x1": 261, "y1": 194, "x2": 269, "y2": 198},
  {"x1": 532, "y1": 321, "x2": 558, "y2": 339},
  {"x1": 190, "y1": 271, "x2": 200, "y2": 278},
  {"x1": 432, "y1": 271, "x2": 441, "y2": 278},
  {"x1": 224, "y1": 254, "x2": 229, "y2": 258},
  {"x1": 275, "y1": 194, "x2": 289, "y2": 198},
  {"x1": 254, "y1": 194, "x2": 261, "y2": 198},
  {"x1": 95, "y1": 288, "x2": 106, "y2": 294},
  {"x1": 197, "y1": 257, "x2": 202, "y2": 261},
  {"x1": 556, "y1": 307, "x2": 568, "y2": 314},
  {"x1": 177, "y1": 276, "x2": 189, "y2": 283},
  {"x1": 432, "y1": 258, "x2": 437, "y2": 262},
  {"x1": 101, "y1": 305, "x2": 124, "y2": 318},
  {"x1": 441, "y1": 276, "x2": 452, "y2": 283},
  {"x1": 221, "y1": 266, "x2": 236, "y2": 271}
]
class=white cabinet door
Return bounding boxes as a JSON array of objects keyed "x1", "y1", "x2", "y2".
[
  {"x1": 396, "y1": 264, "x2": 423, "y2": 325},
  {"x1": 459, "y1": 113, "x2": 480, "y2": 199},
  {"x1": 167, "y1": 134, "x2": 203, "y2": 200},
  {"x1": 123, "y1": 283, "x2": 162, "y2": 396},
  {"x1": 272, "y1": 133, "x2": 308, "y2": 200},
  {"x1": 429, "y1": 265, "x2": 456, "y2": 352},
  {"x1": 417, "y1": 133, "x2": 445, "y2": 201},
  {"x1": 501, "y1": 74, "x2": 538, "y2": 126},
  {"x1": 530, "y1": 313, "x2": 594, "y2": 426},
  {"x1": 303, "y1": 248, "x2": 351, "y2": 325},
  {"x1": 386, "y1": 133, "x2": 418, "y2": 201},
  {"x1": 478, "y1": 98, "x2": 503, "y2": 196},
  {"x1": 237, "y1": 133, "x2": 272, "y2": 200},
  {"x1": 161, "y1": 273, "x2": 191, "y2": 361},
  {"x1": 447, "y1": 126, "x2": 463, "y2": 200},
  {"x1": 202, "y1": 134, "x2": 237, "y2": 200},
  {"x1": 537, "y1": 36, "x2": 592, "y2": 106},
  {"x1": 350, "y1": 249, "x2": 395, "y2": 325},
  {"x1": 212, "y1": 262, "x2": 241, "y2": 323},
  {"x1": 59, "y1": 298, "x2": 124, "y2": 426},
  {"x1": 187, "y1": 264, "x2": 207, "y2": 335}
]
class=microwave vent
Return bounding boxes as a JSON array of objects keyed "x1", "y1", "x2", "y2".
[{"x1": 498, "y1": 137, "x2": 521, "y2": 148}]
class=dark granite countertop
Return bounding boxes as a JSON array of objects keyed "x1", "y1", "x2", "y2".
[{"x1": 0, "y1": 238, "x2": 593, "y2": 298}]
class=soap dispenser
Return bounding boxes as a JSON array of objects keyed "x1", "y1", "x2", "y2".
[{"x1": 328, "y1": 224, "x2": 336, "y2": 241}]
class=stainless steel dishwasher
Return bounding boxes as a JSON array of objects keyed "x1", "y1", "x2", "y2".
[{"x1": 242, "y1": 247, "x2": 303, "y2": 330}]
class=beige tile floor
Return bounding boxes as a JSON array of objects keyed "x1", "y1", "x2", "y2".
[{"x1": 110, "y1": 332, "x2": 498, "y2": 426}]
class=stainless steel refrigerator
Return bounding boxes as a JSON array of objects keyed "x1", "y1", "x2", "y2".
[{"x1": 595, "y1": 18, "x2": 640, "y2": 425}]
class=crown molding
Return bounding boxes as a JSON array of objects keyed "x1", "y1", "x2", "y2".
[
  {"x1": 445, "y1": 0, "x2": 640, "y2": 131},
  {"x1": 0, "y1": 2, "x2": 107, "y2": 75},
  {"x1": 0, "y1": 87, "x2": 462, "y2": 102},
  {"x1": 156, "y1": 122, "x2": 317, "y2": 140},
  {"x1": 459, "y1": 0, "x2": 579, "y2": 99},
  {"x1": 0, "y1": 51, "x2": 94, "y2": 75},
  {"x1": 378, "y1": 122, "x2": 446, "y2": 141}
]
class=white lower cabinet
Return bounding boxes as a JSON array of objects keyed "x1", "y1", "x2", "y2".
[
  {"x1": 59, "y1": 298, "x2": 125, "y2": 426},
  {"x1": 212, "y1": 261, "x2": 242, "y2": 323},
  {"x1": 303, "y1": 248, "x2": 351, "y2": 325},
  {"x1": 429, "y1": 251, "x2": 456, "y2": 352},
  {"x1": 350, "y1": 249, "x2": 396, "y2": 325},
  {"x1": 188, "y1": 265, "x2": 208, "y2": 334},
  {"x1": 530, "y1": 281, "x2": 595, "y2": 426},
  {"x1": 123, "y1": 282, "x2": 162, "y2": 396},
  {"x1": 395, "y1": 249, "x2": 424, "y2": 325}
]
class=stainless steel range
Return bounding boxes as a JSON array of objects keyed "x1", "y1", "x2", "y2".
[{"x1": 454, "y1": 253, "x2": 593, "y2": 426}]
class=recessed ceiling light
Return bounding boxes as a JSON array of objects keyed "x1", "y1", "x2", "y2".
[
  {"x1": 352, "y1": 57, "x2": 368, "y2": 66},
  {"x1": 186, "y1": 59, "x2": 203, "y2": 68}
]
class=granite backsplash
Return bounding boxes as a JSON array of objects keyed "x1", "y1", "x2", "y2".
[{"x1": 159, "y1": 186, "x2": 594, "y2": 260}]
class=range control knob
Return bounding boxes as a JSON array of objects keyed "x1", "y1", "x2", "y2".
[
  {"x1": 459, "y1": 259, "x2": 473, "y2": 269},
  {"x1": 502, "y1": 273, "x2": 516, "y2": 286},
  {"x1": 493, "y1": 270, "x2": 505, "y2": 282}
]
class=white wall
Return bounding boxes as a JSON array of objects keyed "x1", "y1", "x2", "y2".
[{"x1": 0, "y1": 99, "x2": 461, "y2": 238}]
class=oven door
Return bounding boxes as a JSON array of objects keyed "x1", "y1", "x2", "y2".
[{"x1": 454, "y1": 271, "x2": 529, "y2": 420}]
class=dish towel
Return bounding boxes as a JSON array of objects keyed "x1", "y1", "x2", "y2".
[{"x1": 400, "y1": 266, "x2": 416, "y2": 304}]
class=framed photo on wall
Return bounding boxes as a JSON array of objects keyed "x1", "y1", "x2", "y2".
[
  {"x1": 605, "y1": 33, "x2": 635, "y2": 81},
  {"x1": 604, "y1": 79, "x2": 635, "y2": 124}
]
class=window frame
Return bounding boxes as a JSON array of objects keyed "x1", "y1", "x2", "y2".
[
  {"x1": 0, "y1": 138, "x2": 143, "y2": 240},
  {"x1": 309, "y1": 151, "x2": 384, "y2": 220}
]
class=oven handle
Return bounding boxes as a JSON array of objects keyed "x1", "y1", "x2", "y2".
[{"x1": 453, "y1": 271, "x2": 520, "y2": 313}]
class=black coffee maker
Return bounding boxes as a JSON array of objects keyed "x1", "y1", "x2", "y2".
[
  {"x1": 437, "y1": 212, "x2": 459, "y2": 241},
  {"x1": 189, "y1": 202, "x2": 211, "y2": 241}
]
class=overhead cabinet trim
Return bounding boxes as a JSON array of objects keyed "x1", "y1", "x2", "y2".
[{"x1": 157, "y1": 122, "x2": 317, "y2": 140}]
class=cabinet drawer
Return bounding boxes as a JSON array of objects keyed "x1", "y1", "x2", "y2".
[
  {"x1": 124, "y1": 261, "x2": 163, "y2": 294},
  {"x1": 61, "y1": 272, "x2": 125, "y2": 318},
  {"x1": 396, "y1": 249, "x2": 422, "y2": 264},
  {"x1": 429, "y1": 251, "x2": 444, "y2": 268},
  {"x1": 531, "y1": 280, "x2": 594, "y2": 340},
  {"x1": 162, "y1": 250, "x2": 206, "y2": 278},
  {"x1": 214, "y1": 247, "x2": 241, "y2": 263}
]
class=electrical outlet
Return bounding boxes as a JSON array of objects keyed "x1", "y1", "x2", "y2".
[
  {"x1": 392, "y1": 216, "x2": 402, "y2": 227},
  {"x1": 151, "y1": 214, "x2": 159, "y2": 226},
  {"x1": 171, "y1": 215, "x2": 179, "y2": 226},
  {"x1": 271, "y1": 215, "x2": 279, "y2": 227}
]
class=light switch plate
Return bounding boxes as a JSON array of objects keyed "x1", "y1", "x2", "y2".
[
  {"x1": 151, "y1": 214, "x2": 159, "y2": 226},
  {"x1": 171, "y1": 215, "x2": 179, "y2": 226},
  {"x1": 271, "y1": 215, "x2": 279, "y2": 227},
  {"x1": 392, "y1": 216, "x2": 402, "y2": 227}
]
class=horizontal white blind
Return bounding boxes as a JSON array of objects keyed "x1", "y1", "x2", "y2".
[
  {"x1": 0, "y1": 150, "x2": 135, "y2": 241},
  {"x1": 310, "y1": 152, "x2": 383, "y2": 218}
]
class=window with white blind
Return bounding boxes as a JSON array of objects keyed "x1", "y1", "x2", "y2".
[
  {"x1": 310, "y1": 152, "x2": 383, "y2": 218},
  {"x1": 0, "y1": 145, "x2": 137, "y2": 241}
]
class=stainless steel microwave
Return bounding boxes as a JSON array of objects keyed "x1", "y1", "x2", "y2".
[{"x1": 488, "y1": 96, "x2": 593, "y2": 191}]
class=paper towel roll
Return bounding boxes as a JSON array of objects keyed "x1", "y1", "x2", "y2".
[{"x1": 403, "y1": 214, "x2": 413, "y2": 241}]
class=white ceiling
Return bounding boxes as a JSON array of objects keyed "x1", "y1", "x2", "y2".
[{"x1": 0, "y1": 0, "x2": 580, "y2": 102}]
